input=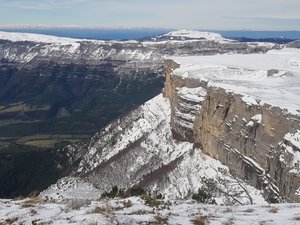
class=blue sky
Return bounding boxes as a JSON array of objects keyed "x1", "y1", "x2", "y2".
[{"x1": 0, "y1": 0, "x2": 300, "y2": 30}]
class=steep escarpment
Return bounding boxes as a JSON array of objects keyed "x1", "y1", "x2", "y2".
[
  {"x1": 166, "y1": 49, "x2": 300, "y2": 202},
  {"x1": 194, "y1": 87, "x2": 300, "y2": 202}
]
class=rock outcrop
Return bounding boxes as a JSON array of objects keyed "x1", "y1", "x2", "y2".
[{"x1": 165, "y1": 51, "x2": 300, "y2": 202}]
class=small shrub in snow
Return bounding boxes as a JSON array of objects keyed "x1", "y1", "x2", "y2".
[
  {"x1": 129, "y1": 209, "x2": 152, "y2": 215},
  {"x1": 192, "y1": 215, "x2": 208, "y2": 225},
  {"x1": 192, "y1": 177, "x2": 217, "y2": 204},
  {"x1": 21, "y1": 197, "x2": 45, "y2": 208},
  {"x1": 100, "y1": 186, "x2": 125, "y2": 199},
  {"x1": 128, "y1": 186, "x2": 147, "y2": 196},
  {"x1": 30, "y1": 209, "x2": 37, "y2": 215},
  {"x1": 154, "y1": 214, "x2": 169, "y2": 225},
  {"x1": 293, "y1": 216, "x2": 300, "y2": 221},
  {"x1": 142, "y1": 195, "x2": 163, "y2": 208},
  {"x1": 93, "y1": 206, "x2": 113, "y2": 214},
  {"x1": 269, "y1": 207, "x2": 278, "y2": 213},
  {"x1": 192, "y1": 187, "x2": 216, "y2": 204},
  {"x1": 28, "y1": 190, "x2": 40, "y2": 198},
  {"x1": 242, "y1": 208, "x2": 255, "y2": 213},
  {"x1": 122, "y1": 200, "x2": 132, "y2": 208},
  {"x1": 141, "y1": 195, "x2": 171, "y2": 209},
  {"x1": 223, "y1": 207, "x2": 233, "y2": 213},
  {"x1": 3, "y1": 217, "x2": 18, "y2": 225},
  {"x1": 21, "y1": 203, "x2": 35, "y2": 208},
  {"x1": 268, "y1": 196, "x2": 280, "y2": 204}
]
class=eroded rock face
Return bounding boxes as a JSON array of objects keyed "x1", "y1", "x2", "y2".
[{"x1": 165, "y1": 60, "x2": 300, "y2": 202}]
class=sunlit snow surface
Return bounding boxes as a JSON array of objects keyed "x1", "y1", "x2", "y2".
[
  {"x1": 0, "y1": 197, "x2": 299, "y2": 225},
  {"x1": 172, "y1": 48, "x2": 300, "y2": 115}
]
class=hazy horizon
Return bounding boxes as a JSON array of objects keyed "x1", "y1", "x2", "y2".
[
  {"x1": 1, "y1": 25, "x2": 300, "y2": 32},
  {"x1": 2, "y1": 27, "x2": 300, "y2": 40},
  {"x1": 0, "y1": 0, "x2": 300, "y2": 31}
]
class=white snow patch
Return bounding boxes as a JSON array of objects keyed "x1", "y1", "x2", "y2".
[
  {"x1": 252, "y1": 114, "x2": 262, "y2": 124},
  {"x1": 285, "y1": 146, "x2": 300, "y2": 169},
  {"x1": 296, "y1": 187, "x2": 300, "y2": 196},
  {"x1": 242, "y1": 95, "x2": 259, "y2": 106},
  {"x1": 280, "y1": 130, "x2": 300, "y2": 171},
  {"x1": 40, "y1": 177, "x2": 101, "y2": 201},
  {"x1": 177, "y1": 87, "x2": 207, "y2": 103},
  {"x1": 246, "y1": 121, "x2": 254, "y2": 127},
  {"x1": 285, "y1": 130, "x2": 300, "y2": 150}
]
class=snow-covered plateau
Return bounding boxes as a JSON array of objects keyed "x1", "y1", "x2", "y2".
[{"x1": 172, "y1": 48, "x2": 300, "y2": 115}]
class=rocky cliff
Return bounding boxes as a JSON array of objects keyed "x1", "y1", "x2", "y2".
[{"x1": 165, "y1": 48, "x2": 300, "y2": 202}]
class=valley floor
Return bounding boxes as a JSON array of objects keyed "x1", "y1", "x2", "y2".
[{"x1": 0, "y1": 196, "x2": 300, "y2": 225}]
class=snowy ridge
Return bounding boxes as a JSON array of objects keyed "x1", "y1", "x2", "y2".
[
  {"x1": 76, "y1": 94, "x2": 171, "y2": 174},
  {"x1": 172, "y1": 48, "x2": 300, "y2": 115},
  {"x1": 0, "y1": 30, "x2": 140, "y2": 45},
  {"x1": 0, "y1": 31, "x2": 83, "y2": 44}
]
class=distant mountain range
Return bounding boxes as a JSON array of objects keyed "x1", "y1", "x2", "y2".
[{"x1": 1, "y1": 27, "x2": 300, "y2": 40}]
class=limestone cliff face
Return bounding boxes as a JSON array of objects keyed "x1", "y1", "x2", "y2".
[{"x1": 165, "y1": 60, "x2": 300, "y2": 202}]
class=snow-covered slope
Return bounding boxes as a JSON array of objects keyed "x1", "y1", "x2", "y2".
[
  {"x1": 50, "y1": 94, "x2": 266, "y2": 205},
  {"x1": 40, "y1": 177, "x2": 102, "y2": 200},
  {"x1": 172, "y1": 47, "x2": 300, "y2": 115},
  {"x1": 0, "y1": 196, "x2": 299, "y2": 225}
]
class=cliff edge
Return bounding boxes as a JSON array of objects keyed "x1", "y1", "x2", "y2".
[{"x1": 165, "y1": 48, "x2": 300, "y2": 202}]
